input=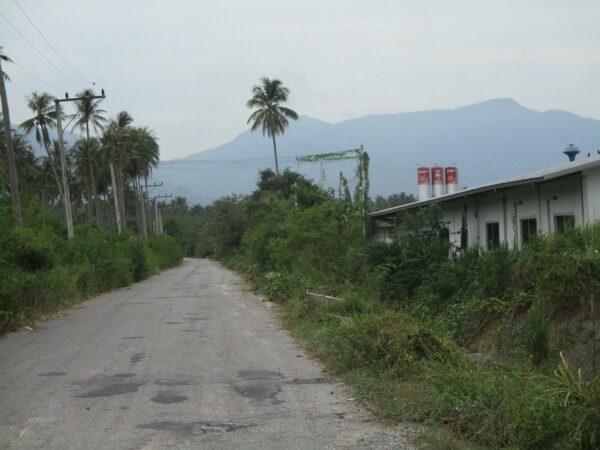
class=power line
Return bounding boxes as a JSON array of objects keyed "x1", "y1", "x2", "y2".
[
  {"x1": 11, "y1": 60, "x2": 64, "y2": 93},
  {"x1": 13, "y1": 0, "x2": 93, "y2": 86},
  {"x1": 0, "y1": 11, "x2": 85, "y2": 88},
  {"x1": 103, "y1": 95, "x2": 115, "y2": 117},
  {"x1": 158, "y1": 156, "x2": 300, "y2": 165}
]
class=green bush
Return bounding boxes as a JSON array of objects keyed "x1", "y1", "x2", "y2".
[{"x1": 0, "y1": 222, "x2": 183, "y2": 334}]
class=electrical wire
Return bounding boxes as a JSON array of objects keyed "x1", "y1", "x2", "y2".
[
  {"x1": 159, "y1": 156, "x2": 299, "y2": 165},
  {"x1": 0, "y1": 11, "x2": 85, "y2": 88},
  {"x1": 12, "y1": 0, "x2": 93, "y2": 86},
  {"x1": 11, "y1": 59, "x2": 64, "y2": 93},
  {"x1": 103, "y1": 95, "x2": 115, "y2": 117}
]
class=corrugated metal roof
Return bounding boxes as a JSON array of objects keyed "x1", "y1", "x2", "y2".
[{"x1": 370, "y1": 154, "x2": 600, "y2": 218}]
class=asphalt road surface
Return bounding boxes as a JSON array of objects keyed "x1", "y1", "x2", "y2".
[{"x1": 0, "y1": 259, "x2": 413, "y2": 449}]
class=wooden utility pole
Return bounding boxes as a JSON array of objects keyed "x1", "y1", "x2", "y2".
[
  {"x1": 152, "y1": 194, "x2": 171, "y2": 235},
  {"x1": 0, "y1": 57, "x2": 22, "y2": 225},
  {"x1": 109, "y1": 160, "x2": 121, "y2": 233},
  {"x1": 54, "y1": 99, "x2": 74, "y2": 238},
  {"x1": 55, "y1": 90, "x2": 105, "y2": 238},
  {"x1": 360, "y1": 144, "x2": 366, "y2": 238},
  {"x1": 141, "y1": 182, "x2": 163, "y2": 237}
]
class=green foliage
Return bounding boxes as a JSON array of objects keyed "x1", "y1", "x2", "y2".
[
  {"x1": 520, "y1": 300, "x2": 551, "y2": 366},
  {"x1": 0, "y1": 217, "x2": 182, "y2": 334},
  {"x1": 167, "y1": 169, "x2": 600, "y2": 449},
  {"x1": 371, "y1": 192, "x2": 416, "y2": 211}
]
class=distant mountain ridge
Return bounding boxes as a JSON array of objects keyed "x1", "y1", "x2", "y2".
[
  {"x1": 151, "y1": 98, "x2": 600, "y2": 204},
  {"x1": 21, "y1": 127, "x2": 81, "y2": 156}
]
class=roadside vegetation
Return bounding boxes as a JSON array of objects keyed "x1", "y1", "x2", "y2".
[
  {"x1": 168, "y1": 169, "x2": 600, "y2": 450},
  {"x1": 1, "y1": 74, "x2": 182, "y2": 335},
  {"x1": 0, "y1": 207, "x2": 181, "y2": 334}
]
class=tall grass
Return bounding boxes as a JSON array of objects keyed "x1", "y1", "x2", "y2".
[{"x1": 183, "y1": 172, "x2": 600, "y2": 449}]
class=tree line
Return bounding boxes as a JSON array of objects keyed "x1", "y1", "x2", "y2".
[{"x1": 1, "y1": 48, "x2": 160, "y2": 235}]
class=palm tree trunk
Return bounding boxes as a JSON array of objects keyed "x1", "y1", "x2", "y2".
[
  {"x1": 271, "y1": 134, "x2": 279, "y2": 175},
  {"x1": 41, "y1": 133, "x2": 64, "y2": 202},
  {"x1": 139, "y1": 176, "x2": 148, "y2": 238},
  {"x1": 0, "y1": 59, "x2": 22, "y2": 225},
  {"x1": 116, "y1": 158, "x2": 127, "y2": 229},
  {"x1": 133, "y1": 176, "x2": 143, "y2": 235},
  {"x1": 109, "y1": 161, "x2": 121, "y2": 233},
  {"x1": 85, "y1": 123, "x2": 100, "y2": 223}
]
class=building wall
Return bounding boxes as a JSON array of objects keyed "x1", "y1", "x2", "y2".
[
  {"x1": 374, "y1": 171, "x2": 600, "y2": 249},
  {"x1": 436, "y1": 173, "x2": 586, "y2": 250},
  {"x1": 583, "y1": 166, "x2": 600, "y2": 225}
]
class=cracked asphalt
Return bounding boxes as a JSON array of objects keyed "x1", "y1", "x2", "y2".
[{"x1": 0, "y1": 258, "x2": 413, "y2": 449}]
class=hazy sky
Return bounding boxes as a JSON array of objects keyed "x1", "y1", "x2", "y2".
[{"x1": 2, "y1": 0, "x2": 599, "y2": 160}]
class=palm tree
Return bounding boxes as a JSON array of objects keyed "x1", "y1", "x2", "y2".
[
  {"x1": 20, "y1": 91, "x2": 63, "y2": 201},
  {"x1": 0, "y1": 47, "x2": 22, "y2": 225},
  {"x1": 126, "y1": 126, "x2": 160, "y2": 236},
  {"x1": 101, "y1": 111, "x2": 133, "y2": 229},
  {"x1": 246, "y1": 77, "x2": 298, "y2": 175},
  {"x1": 70, "y1": 88, "x2": 107, "y2": 221}
]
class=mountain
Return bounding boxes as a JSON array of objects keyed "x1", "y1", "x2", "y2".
[
  {"x1": 153, "y1": 99, "x2": 600, "y2": 204},
  {"x1": 21, "y1": 127, "x2": 82, "y2": 156}
]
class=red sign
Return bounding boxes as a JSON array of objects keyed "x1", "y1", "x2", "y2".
[
  {"x1": 417, "y1": 167, "x2": 430, "y2": 185},
  {"x1": 445, "y1": 166, "x2": 457, "y2": 184},
  {"x1": 432, "y1": 166, "x2": 444, "y2": 184}
]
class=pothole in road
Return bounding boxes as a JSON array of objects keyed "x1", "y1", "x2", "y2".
[
  {"x1": 238, "y1": 370, "x2": 283, "y2": 380},
  {"x1": 163, "y1": 322, "x2": 182, "y2": 324},
  {"x1": 233, "y1": 383, "x2": 283, "y2": 405},
  {"x1": 38, "y1": 371, "x2": 67, "y2": 377},
  {"x1": 122, "y1": 336, "x2": 145, "y2": 340},
  {"x1": 77, "y1": 382, "x2": 144, "y2": 398},
  {"x1": 285, "y1": 377, "x2": 328, "y2": 385},
  {"x1": 130, "y1": 352, "x2": 146, "y2": 364},
  {"x1": 137, "y1": 420, "x2": 250, "y2": 437},
  {"x1": 154, "y1": 378, "x2": 194, "y2": 386},
  {"x1": 151, "y1": 391, "x2": 188, "y2": 404}
]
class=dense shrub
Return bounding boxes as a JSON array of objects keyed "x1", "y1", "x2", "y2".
[
  {"x1": 0, "y1": 218, "x2": 183, "y2": 334},
  {"x1": 166, "y1": 170, "x2": 600, "y2": 449}
]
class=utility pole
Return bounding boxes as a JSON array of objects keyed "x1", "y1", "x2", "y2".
[
  {"x1": 141, "y1": 182, "x2": 163, "y2": 237},
  {"x1": 0, "y1": 56, "x2": 23, "y2": 226},
  {"x1": 108, "y1": 160, "x2": 121, "y2": 233},
  {"x1": 55, "y1": 90, "x2": 105, "y2": 238},
  {"x1": 55, "y1": 98, "x2": 74, "y2": 238},
  {"x1": 152, "y1": 194, "x2": 171, "y2": 235},
  {"x1": 360, "y1": 144, "x2": 366, "y2": 238}
]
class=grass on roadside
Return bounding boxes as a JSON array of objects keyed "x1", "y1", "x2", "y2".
[{"x1": 281, "y1": 295, "x2": 600, "y2": 450}]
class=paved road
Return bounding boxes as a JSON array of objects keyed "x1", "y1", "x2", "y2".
[{"x1": 0, "y1": 259, "x2": 413, "y2": 449}]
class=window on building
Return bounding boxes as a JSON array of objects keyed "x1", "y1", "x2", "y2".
[
  {"x1": 486, "y1": 222, "x2": 500, "y2": 249},
  {"x1": 521, "y1": 218, "x2": 537, "y2": 244},
  {"x1": 555, "y1": 215, "x2": 575, "y2": 234}
]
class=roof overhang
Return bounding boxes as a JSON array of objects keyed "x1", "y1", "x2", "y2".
[{"x1": 369, "y1": 154, "x2": 600, "y2": 219}]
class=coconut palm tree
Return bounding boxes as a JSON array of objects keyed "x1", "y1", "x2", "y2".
[
  {"x1": 20, "y1": 91, "x2": 63, "y2": 200},
  {"x1": 0, "y1": 47, "x2": 22, "y2": 225},
  {"x1": 126, "y1": 126, "x2": 160, "y2": 236},
  {"x1": 101, "y1": 111, "x2": 133, "y2": 229},
  {"x1": 246, "y1": 77, "x2": 298, "y2": 175},
  {"x1": 70, "y1": 88, "x2": 107, "y2": 221}
]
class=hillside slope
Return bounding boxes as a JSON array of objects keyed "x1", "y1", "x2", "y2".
[{"x1": 154, "y1": 98, "x2": 600, "y2": 204}]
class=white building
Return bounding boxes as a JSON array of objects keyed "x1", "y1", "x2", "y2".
[{"x1": 370, "y1": 154, "x2": 600, "y2": 250}]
